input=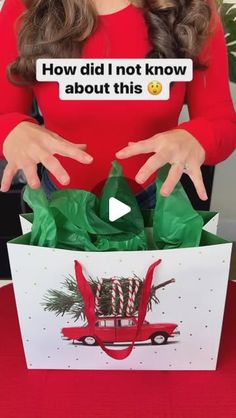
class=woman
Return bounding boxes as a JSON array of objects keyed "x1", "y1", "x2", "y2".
[{"x1": 0, "y1": 0, "x2": 235, "y2": 202}]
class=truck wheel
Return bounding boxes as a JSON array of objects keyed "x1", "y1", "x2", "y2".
[
  {"x1": 151, "y1": 332, "x2": 168, "y2": 345},
  {"x1": 82, "y1": 336, "x2": 97, "y2": 346}
]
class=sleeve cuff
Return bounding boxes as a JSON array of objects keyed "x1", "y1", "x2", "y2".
[{"x1": 178, "y1": 118, "x2": 216, "y2": 165}]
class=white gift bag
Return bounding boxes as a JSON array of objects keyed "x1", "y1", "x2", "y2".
[{"x1": 7, "y1": 211, "x2": 231, "y2": 370}]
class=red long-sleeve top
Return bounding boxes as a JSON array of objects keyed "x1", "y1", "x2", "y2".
[{"x1": 0, "y1": 0, "x2": 236, "y2": 190}]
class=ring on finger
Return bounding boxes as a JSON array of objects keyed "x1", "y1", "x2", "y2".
[{"x1": 171, "y1": 160, "x2": 190, "y2": 172}]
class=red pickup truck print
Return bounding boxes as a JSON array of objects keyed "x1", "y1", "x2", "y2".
[{"x1": 61, "y1": 317, "x2": 179, "y2": 346}]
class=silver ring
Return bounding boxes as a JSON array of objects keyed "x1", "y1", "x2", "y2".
[{"x1": 171, "y1": 161, "x2": 190, "y2": 172}]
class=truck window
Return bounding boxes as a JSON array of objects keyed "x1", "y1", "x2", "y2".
[
  {"x1": 120, "y1": 319, "x2": 136, "y2": 327},
  {"x1": 96, "y1": 319, "x2": 115, "y2": 327}
]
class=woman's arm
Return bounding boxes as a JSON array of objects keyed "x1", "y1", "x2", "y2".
[
  {"x1": 178, "y1": 16, "x2": 236, "y2": 165},
  {"x1": 0, "y1": 0, "x2": 93, "y2": 192},
  {"x1": 0, "y1": 0, "x2": 39, "y2": 158},
  {"x1": 116, "y1": 12, "x2": 236, "y2": 199}
]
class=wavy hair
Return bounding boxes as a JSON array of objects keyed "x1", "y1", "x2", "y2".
[{"x1": 8, "y1": 0, "x2": 214, "y2": 84}]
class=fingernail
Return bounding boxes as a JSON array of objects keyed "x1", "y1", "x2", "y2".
[
  {"x1": 161, "y1": 190, "x2": 169, "y2": 197},
  {"x1": 135, "y1": 176, "x2": 145, "y2": 184},
  {"x1": 61, "y1": 176, "x2": 70, "y2": 185},
  {"x1": 84, "y1": 155, "x2": 93, "y2": 163}
]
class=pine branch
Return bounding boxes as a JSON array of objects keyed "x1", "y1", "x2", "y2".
[
  {"x1": 41, "y1": 289, "x2": 78, "y2": 316},
  {"x1": 153, "y1": 278, "x2": 175, "y2": 291},
  {"x1": 42, "y1": 274, "x2": 175, "y2": 321}
]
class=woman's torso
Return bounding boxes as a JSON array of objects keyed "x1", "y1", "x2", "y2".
[{"x1": 33, "y1": 4, "x2": 186, "y2": 190}]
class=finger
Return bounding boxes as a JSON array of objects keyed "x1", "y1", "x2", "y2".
[
  {"x1": 40, "y1": 152, "x2": 71, "y2": 186},
  {"x1": 50, "y1": 132, "x2": 87, "y2": 151},
  {"x1": 62, "y1": 142, "x2": 87, "y2": 150},
  {"x1": 49, "y1": 138, "x2": 93, "y2": 164},
  {"x1": 188, "y1": 166, "x2": 208, "y2": 201},
  {"x1": 77, "y1": 144, "x2": 87, "y2": 150},
  {"x1": 0, "y1": 164, "x2": 18, "y2": 192},
  {"x1": 22, "y1": 163, "x2": 41, "y2": 189},
  {"x1": 160, "y1": 163, "x2": 184, "y2": 197},
  {"x1": 116, "y1": 138, "x2": 156, "y2": 159},
  {"x1": 135, "y1": 153, "x2": 168, "y2": 184}
]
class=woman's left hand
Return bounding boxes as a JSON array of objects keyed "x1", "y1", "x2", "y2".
[{"x1": 116, "y1": 129, "x2": 208, "y2": 201}]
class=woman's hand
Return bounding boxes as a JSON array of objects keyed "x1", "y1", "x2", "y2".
[
  {"x1": 0, "y1": 121, "x2": 93, "y2": 192},
  {"x1": 116, "y1": 129, "x2": 208, "y2": 201}
]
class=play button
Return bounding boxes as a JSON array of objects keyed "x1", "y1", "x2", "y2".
[
  {"x1": 91, "y1": 172, "x2": 145, "y2": 234},
  {"x1": 109, "y1": 197, "x2": 131, "y2": 222}
]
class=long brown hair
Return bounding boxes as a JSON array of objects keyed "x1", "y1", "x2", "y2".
[{"x1": 8, "y1": 0, "x2": 214, "y2": 85}]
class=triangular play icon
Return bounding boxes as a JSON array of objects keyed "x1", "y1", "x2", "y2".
[{"x1": 109, "y1": 197, "x2": 131, "y2": 222}]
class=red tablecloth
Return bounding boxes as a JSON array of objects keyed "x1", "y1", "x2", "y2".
[{"x1": 0, "y1": 282, "x2": 236, "y2": 418}]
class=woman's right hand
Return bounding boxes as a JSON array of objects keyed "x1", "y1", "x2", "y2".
[{"x1": 0, "y1": 121, "x2": 93, "y2": 192}]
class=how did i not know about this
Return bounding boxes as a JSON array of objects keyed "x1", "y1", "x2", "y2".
[{"x1": 41, "y1": 62, "x2": 188, "y2": 77}]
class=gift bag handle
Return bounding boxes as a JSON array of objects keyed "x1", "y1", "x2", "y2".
[{"x1": 74, "y1": 259, "x2": 161, "y2": 360}]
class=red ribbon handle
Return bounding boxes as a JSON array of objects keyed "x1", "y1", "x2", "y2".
[{"x1": 74, "y1": 259, "x2": 161, "y2": 360}]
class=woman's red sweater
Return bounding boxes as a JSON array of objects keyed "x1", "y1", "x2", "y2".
[{"x1": 0, "y1": 1, "x2": 236, "y2": 190}]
